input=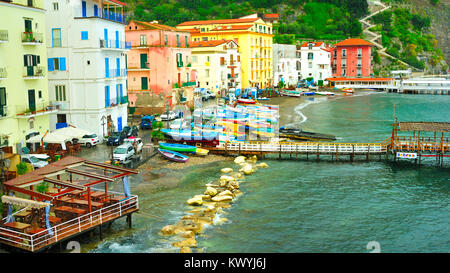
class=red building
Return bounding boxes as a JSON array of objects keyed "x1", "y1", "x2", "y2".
[{"x1": 331, "y1": 38, "x2": 374, "y2": 78}]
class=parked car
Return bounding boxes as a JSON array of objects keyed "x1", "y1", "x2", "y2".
[
  {"x1": 78, "y1": 133, "x2": 99, "y2": 148},
  {"x1": 21, "y1": 155, "x2": 48, "y2": 169},
  {"x1": 123, "y1": 137, "x2": 143, "y2": 154},
  {"x1": 206, "y1": 90, "x2": 216, "y2": 99},
  {"x1": 140, "y1": 115, "x2": 155, "y2": 129},
  {"x1": 201, "y1": 90, "x2": 210, "y2": 101},
  {"x1": 160, "y1": 111, "x2": 177, "y2": 121},
  {"x1": 113, "y1": 143, "x2": 135, "y2": 163},
  {"x1": 122, "y1": 126, "x2": 132, "y2": 138},
  {"x1": 173, "y1": 109, "x2": 184, "y2": 119},
  {"x1": 169, "y1": 118, "x2": 191, "y2": 130},
  {"x1": 106, "y1": 131, "x2": 126, "y2": 146},
  {"x1": 131, "y1": 125, "x2": 139, "y2": 136}
]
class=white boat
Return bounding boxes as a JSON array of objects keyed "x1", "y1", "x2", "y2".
[{"x1": 315, "y1": 91, "x2": 335, "y2": 96}]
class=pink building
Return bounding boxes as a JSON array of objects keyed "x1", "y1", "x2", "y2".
[
  {"x1": 331, "y1": 38, "x2": 374, "y2": 78},
  {"x1": 125, "y1": 20, "x2": 196, "y2": 108}
]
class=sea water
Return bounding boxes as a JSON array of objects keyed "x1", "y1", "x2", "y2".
[{"x1": 90, "y1": 93, "x2": 449, "y2": 253}]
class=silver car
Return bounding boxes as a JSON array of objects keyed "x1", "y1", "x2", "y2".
[{"x1": 21, "y1": 155, "x2": 48, "y2": 169}]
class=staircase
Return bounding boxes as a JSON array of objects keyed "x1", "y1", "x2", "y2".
[{"x1": 359, "y1": 1, "x2": 412, "y2": 68}]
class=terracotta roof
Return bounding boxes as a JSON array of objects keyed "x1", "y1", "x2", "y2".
[
  {"x1": 321, "y1": 47, "x2": 335, "y2": 52},
  {"x1": 264, "y1": 14, "x2": 279, "y2": 18},
  {"x1": 191, "y1": 39, "x2": 231, "y2": 48},
  {"x1": 300, "y1": 42, "x2": 324, "y2": 47},
  {"x1": 210, "y1": 24, "x2": 253, "y2": 31},
  {"x1": 177, "y1": 18, "x2": 259, "y2": 27},
  {"x1": 334, "y1": 38, "x2": 373, "y2": 47},
  {"x1": 184, "y1": 28, "x2": 201, "y2": 33},
  {"x1": 132, "y1": 21, "x2": 188, "y2": 32},
  {"x1": 326, "y1": 77, "x2": 392, "y2": 81}
]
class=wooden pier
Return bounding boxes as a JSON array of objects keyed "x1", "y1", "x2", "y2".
[{"x1": 209, "y1": 121, "x2": 449, "y2": 165}]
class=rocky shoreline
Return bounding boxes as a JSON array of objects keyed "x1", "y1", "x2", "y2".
[{"x1": 159, "y1": 155, "x2": 269, "y2": 253}]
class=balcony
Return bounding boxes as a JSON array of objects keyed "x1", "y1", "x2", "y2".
[
  {"x1": 99, "y1": 39, "x2": 131, "y2": 50},
  {"x1": 23, "y1": 66, "x2": 45, "y2": 79},
  {"x1": 0, "y1": 67, "x2": 6, "y2": 79},
  {"x1": 0, "y1": 30, "x2": 8, "y2": 43},
  {"x1": 21, "y1": 32, "x2": 43, "y2": 45},
  {"x1": 127, "y1": 62, "x2": 149, "y2": 71},
  {"x1": 15, "y1": 103, "x2": 58, "y2": 119},
  {"x1": 105, "y1": 68, "x2": 127, "y2": 79},
  {"x1": 50, "y1": 101, "x2": 69, "y2": 110},
  {"x1": 120, "y1": 96, "x2": 128, "y2": 104},
  {"x1": 75, "y1": 7, "x2": 127, "y2": 25}
]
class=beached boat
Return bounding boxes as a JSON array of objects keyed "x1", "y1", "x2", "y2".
[
  {"x1": 315, "y1": 91, "x2": 335, "y2": 96},
  {"x1": 195, "y1": 148, "x2": 209, "y2": 156},
  {"x1": 237, "y1": 98, "x2": 257, "y2": 104},
  {"x1": 157, "y1": 148, "x2": 189, "y2": 163},
  {"x1": 159, "y1": 142, "x2": 197, "y2": 153},
  {"x1": 161, "y1": 129, "x2": 219, "y2": 141},
  {"x1": 279, "y1": 127, "x2": 336, "y2": 141},
  {"x1": 280, "y1": 90, "x2": 301, "y2": 97},
  {"x1": 301, "y1": 91, "x2": 315, "y2": 96},
  {"x1": 342, "y1": 88, "x2": 354, "y2": 93}
]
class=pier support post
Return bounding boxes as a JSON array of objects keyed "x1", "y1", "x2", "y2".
[
  {"x1": 126, "y1": 214, "x2": 132, "y2": 228},
  {"x1": 99, "y1": 224, "x2": 103, "y2": 241}
]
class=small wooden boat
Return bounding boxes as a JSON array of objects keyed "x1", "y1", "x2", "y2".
[
  {"x1": 301, "y1": 91, "x2": 315, "y2": 96},
  {"x1": 280, "y1": 90, "x2": 301, "y2": 97},
  {"x1": 315, "y1": 92, "x2": 335, "y2": 96},
  {"x1": 159, "y1": 142, "x2": 197, "y2": 153},
  {"x1": 237, "y1": 98, "x2": 257, "y2": 104},
  {"x1": 158, "y1": 148, "x2": 189, "y2": 163},
  {"x1": 279, "y1": 127, "x2": 336, "y2": 141},
  {"x1": 342, "y1": 88, "x2": 354, "y2": 93},
  {"x1": 195, "y1": 148, "x2": 209, "y2": 156}
]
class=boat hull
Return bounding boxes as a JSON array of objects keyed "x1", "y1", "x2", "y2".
[
  {"x1": 157, "y1": 148, "x2": 189, "y2": 163},
  {"x1": 159, "y1": 142, "x2": 197, "y2": 153}
]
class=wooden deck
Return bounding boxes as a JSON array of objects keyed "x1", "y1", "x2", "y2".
[{"x1": 0, "y1": 195, "x2": 139, "y2": 252}]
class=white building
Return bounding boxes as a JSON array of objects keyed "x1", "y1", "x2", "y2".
[
  {"x1": 273, "y1": 44, "x2": 300, "y2": 87},
  {"x1": 45, "y1": 0, "x2": 129, "y2": 140},
  {"x1": 299, "y1": 42, "x2": 333, "y2": 85},
  {"x1": 191, "y1": 40, "x2": 242, "y2": 94}
]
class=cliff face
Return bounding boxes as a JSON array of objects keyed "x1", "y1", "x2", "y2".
[{"x1": 408, "y1": 0, "x2": 449, "y2": 65}]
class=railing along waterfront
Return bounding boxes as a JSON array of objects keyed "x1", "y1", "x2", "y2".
[
  {"x1": 393, "y1": 136, "x2": 449, "y2": 153},
  {"x1": 220, "y1": 141, "x2": 388, "y2": 154},
  {"x1": 0, "y1": 194, "x2": 139, "y2": 252}
]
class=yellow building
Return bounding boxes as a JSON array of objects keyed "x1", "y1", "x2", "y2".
[
  {"x1": 177, "y1": 16, "x2": 274, "y2": 89},
  {"x1": 0, "y1": 0, "x2": 54, "y2": 153}
]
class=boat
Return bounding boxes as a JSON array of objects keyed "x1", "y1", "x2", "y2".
[
  {"x1": 342, "y1": 88, "x2": 354, "y2": 93},
  {"x1": 159, "y1": 142, "x2": 197, "y2": 153},
  {"x1": 315, "y1": 91, "x2": 335, "y2": 96},
  {"x1": 195, "y1": 148, "x2": 209, "y2": 156},
  {"x1": 280, "y1": 90, "x2": 301, "y2": 97},
  {"x1": 237, "y1": 98, "x2": 257, "y2": 104},
  {"x1": 279, "y1": 127, "x2": 336, "y2": 141},
  {"x1": 161, "y1": 129, "x2": 219, "y2": 141},
  {"x1": 157, "y1": 148, "x2": 189, "y2": 163},
  {"x1": 301, "y1": 91, "x2": 315, "y2": 96}
]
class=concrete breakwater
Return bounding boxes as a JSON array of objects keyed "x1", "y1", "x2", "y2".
[{"x1": 159, "y1": 155, "x2": 269, "y2": 253}]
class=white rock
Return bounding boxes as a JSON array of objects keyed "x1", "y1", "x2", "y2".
[
  {"x1": 234, "y1": 156, "x2": 246, "y2": 164},
  {"x1": 186, "y1": 195, "x2": 203, "y2": 206},
  {"x1": 221, "y1": 168, "x2": 233, "y2": 173},
  {"x1": 211, "y1": 195, "x2": 233, "y2": 202},
  {"x1": 204, "y1": 186, "x2": 218, "y2": 197}
]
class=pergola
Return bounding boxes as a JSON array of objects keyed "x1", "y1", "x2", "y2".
[{"x1": 3, "y1": 156, "x2": 138, "y2": 213}]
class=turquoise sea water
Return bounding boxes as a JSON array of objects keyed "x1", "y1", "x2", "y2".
[{"x1": 90, "y1": 93, "x2": 449, "y2": 253}]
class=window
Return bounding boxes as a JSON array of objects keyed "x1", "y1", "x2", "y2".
[
  {"x1": 55, "y1": 85, "x2": 66, "y2": 101},
  {"x1": 185, "y1": 36, "x2": 188, "y2": 47},
  {"x1": 357, "y1": 48, "x2": 362, "y2": 56},
  {"x1": 140, "y1": 34, "x2": 146, "y2": 46},
  {"x1": 176, "y1": 34, "x2": 180, "y2": 47},
  {"x1": 308, "y1": 43, "x2": 313, "y2": 50},
  {"x1": 308, "y1": 62, "x2": 312, "y2": 68},
  {"x1": 81, "y1": 31, "x2": 88, "y2": 40},
  {"x1": 53, "y1": 2, "x2": 59, "y2": 10},
  {"x1": 206, "y1": 56, "x2": 210, "y2": 63},
  {"x1": 342, "y1": 49, "x2": 347, "y2": 57},
  {"x1": 52, "y1": 29, "x2": 61, "y2": 47},
  {"x1": 205, "y1": 69, "x2": 210, "y2": 77},
  {"x1": 308, "y1": 53, "x2": 313, "y2": 60},
  {"x1": 192, "y1": 56, "x2": 197, "y2": 63},
  {"x1": 24, "y1": 54, "x2": 40, "y2": 67},
  {"x1": 48, "y1": 58, "x2": 66, "y2": 71},
  {"x1": 164, "y1": 35, "x2": 168, "y2": 46},
  {"x1": 38, "y1": 90, "x2": 42, "y2": 99}
]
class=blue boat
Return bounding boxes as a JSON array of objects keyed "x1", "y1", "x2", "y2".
[
  {"x1": 157, "y1": 148, "x2": 189, "y2": 163},
  {"x1": 302, "y1": 92, "x2": 315, "y2": 96},
  {"x1": 161, "y1": 129, "x2": 218, "y2": 141}
]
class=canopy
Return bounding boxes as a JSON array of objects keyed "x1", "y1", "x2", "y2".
[
  {"x1": 26, "y1": 132, "x2": 70, "y2": 150},
  {"x1": 2, "y1": 195, "x2": 49, "y2": 209},
  {"x1": 54, "y1": 126, "x2": 91, "y2": 139}
]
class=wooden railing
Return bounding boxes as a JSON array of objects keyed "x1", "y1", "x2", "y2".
[
  {"x1": 393, "y1": 136, "x2": 449, "y2": 153},
  {"x1": 0, "y1": 194, "x2": 138, "y2": 252},
  {"x1": 221, "y1": 141, "x2": 388, "y2": 154}
]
